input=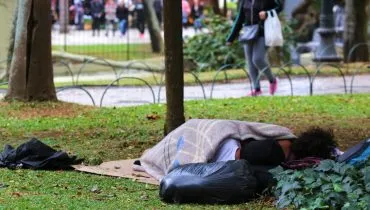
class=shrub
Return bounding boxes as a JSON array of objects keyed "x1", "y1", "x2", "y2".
[
  {"x1": 270, "y1": 158, "x2": 370, "y2": 209},
  {"x1": 183, "y1": 15, "x2": 245, "y2": 72},
  {"x1": 183, "y1": 14, "x2": 296, "y2": 72}
]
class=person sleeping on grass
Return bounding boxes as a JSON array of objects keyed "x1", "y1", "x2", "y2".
[
  {"x1": 212, "y1": 127, "x2": 340, "y2": 166},
  {"x1": 137, "y1": 119, "x2": 341, "y2": 181}
]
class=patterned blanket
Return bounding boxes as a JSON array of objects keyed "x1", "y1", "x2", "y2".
[{"x1": 139, "y1": 119, "x2": 297, "y2": 180}]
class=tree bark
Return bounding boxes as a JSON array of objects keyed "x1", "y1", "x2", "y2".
[
  {"x1": 163, "y1": 0, "x2": 185, "y2": 135},
  {"x1": 5, "y1": 0, "x2": 56, "y2": 101},
  {"x1": 59, "y1": 0, "x2": 69, "y2": 33},
  {"x1": 223, "y1": 0, "x2": 227, "y2": 16},
  {"x1": 2, "y1": 5, "x2": 18, "y2": 82},
  {"x1": 143, "y1": 0, "x2": 163, "y2": 53},
  {"x1": 210, "y1": 0, "x2": 222, "y2": 15},
  {"x1": 344, "y1": 0, "x2": 369, "y2": 62}
]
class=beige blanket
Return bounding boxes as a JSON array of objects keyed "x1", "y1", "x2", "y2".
[{"x1": 140, "y1": 119, "x2": 297, "y2": 181}]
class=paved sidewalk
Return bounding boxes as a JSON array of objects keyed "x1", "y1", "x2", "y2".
[
  {"x1": 52, "y1": 28, "x2": 200, "y2": 46},
  {"x1": 51, "y1": 74, "x2": 370, "y2": 107},
  {"x1": 1, "y1": 75, "x2": 369, "y2": 107}
]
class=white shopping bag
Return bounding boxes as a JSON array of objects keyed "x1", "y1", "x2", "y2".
[{"x1": 264, "y1": 10, "x2": 284, "y2": 47}]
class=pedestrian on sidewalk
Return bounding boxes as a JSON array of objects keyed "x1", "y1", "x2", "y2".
[
  {"x1": 191, "y1": 0, "x2": 204, "y2": 33},
  {"x1": 182, "y1": 0, "x2": 191, "y2": 27},
  {"x1": 226, "y1": 0, "x2": 282, "y2": 96},
  {"x1": 73, "y1": 0, "x2": 85, "y2": 30},
  {"x1": 117, "y1": 0, "x2": 129, "y2": 37},
  {"x1": 90, "y1": 0, "x2": 104, "y2": 36},
  {"x1": 105, "y1": 0, "x2": 118, "y2": 37},
  {"x1": 134, "y1": 0, "x2": 146, "y2": 38},
  {"x1": 153, "y1": 0, "x2": 163, "y2": 27}
]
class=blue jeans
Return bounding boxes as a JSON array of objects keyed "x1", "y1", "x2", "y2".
[
  {"x1": 119, "y1": 20, "x2": 127, "y2": 35},
  {"x1": 243, "y1": 36, "x2": 275, "y2": 90},
  {"x1": 194, "y1": 18, "x2": 203, "y2": 31}
]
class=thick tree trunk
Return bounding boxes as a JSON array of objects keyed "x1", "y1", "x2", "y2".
[
  {"x1": 143, "y1": 0, "x2": 163, "y2": 53},
  {"x1": 5, "y1": 0, "x2": 56, "y2": 101},
  {"x1": 163, "y1": 0, "x2": 185, "y2": 135},
  {"x1": 59, "y1": 0, "x2": 69, "y2": 33},
  {"x1": 344, "y1": 0, "x2": 369, "y2": 62},
  {"x1": 210, "y1": 0, "x2": 222, "y2": 15}
]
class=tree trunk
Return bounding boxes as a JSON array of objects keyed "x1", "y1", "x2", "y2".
[
  {"x1": 143, "y1": 0, "x2": 163, "y2": 53},
  {"x1": 223, "y1": 0, "x2": 227, "y2": 16},
  {"x1": 2, "y1": 5, "x2": 18, "y2": 82},
  {"x1": 5, "y1": 0, "x2": 56, "y2": 101},
  {"x1": 210, "y1": 0, "x2": 222, "y2": 15},
  {"x1": 163, "y1": 0, "x2": 185, "y2": 135},
  {"x1": 59, "y1": 0, "x2": 69, "y2": 33},
  {"x1": 344, "y1": 0, "x2": 369, "y2": 62}
]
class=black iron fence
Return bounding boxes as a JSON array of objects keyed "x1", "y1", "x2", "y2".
[
  {"x1": 52, "y1": 22, "x2": 161, "y2": 61},
  {"x1": 0, "y1": 43, "x2": 369, "y2": 107}
]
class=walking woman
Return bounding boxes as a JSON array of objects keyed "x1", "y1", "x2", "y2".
[{"x1": 226, "y1": 0, "x2": 282, "y2": 96}]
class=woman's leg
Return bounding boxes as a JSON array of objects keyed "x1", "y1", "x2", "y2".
[
  {"x1": 105, "y1": 20, "x2": 110, "y2": 36},
  {"x1": 92, "y1": 18, "x2": 97, "y2": 36},
  {"x1": 243, "y1": 41, "x2": 260, "y2": 91},
  {"x1": 95, "y1": 18, "x2": 101, "y2": 36},
  {"x1": 252, "y1": 36, "x2": 275, "y2": 83},
  {"x1": 138, "y1": 20, "x2": 145, "y2": 34},
  {"x1": 111, "y1": 20, "x2": 116, "y2": 37}
]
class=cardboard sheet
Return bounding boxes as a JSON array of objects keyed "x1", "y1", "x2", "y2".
[{"x1": 73, "y1": 159, "x2": 159, "y2": 185}]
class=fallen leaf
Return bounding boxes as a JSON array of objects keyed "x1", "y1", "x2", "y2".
[
  {"x1": 146, "y1": 113, "x2": 160, "y2": 120},
  {"x1": 140, "y1": 193, "x2": 149, "y2": 201},
  {"x1": 12, "y1": 192, "x2": 22, "y2": 197},
  {"x1": 91, "y1": 185, "x2": 101, "y2": 194}
]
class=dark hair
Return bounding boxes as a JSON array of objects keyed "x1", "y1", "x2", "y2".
[{"x1": 291, "y1": 127, "x2": 337, "y2": 160}]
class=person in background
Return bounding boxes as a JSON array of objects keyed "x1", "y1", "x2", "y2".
[
  {"x1": 134, "y1": 0, "x2": 146, "y2": 39},
  {"x1": 51, "y1": 0, "x2": 59, "y2": 27},
  {"x1": 105, "y1": 0, "x2": 118, "y2": 37},
  {"x1": 226, "y1": 0, "x2": 282, "y2": 96},
  {"x1": 153, "y1": 0, "x2": 163, "y2": 27},
  {"x1": 191, "y1": 0, "x2": 204, "y2": 32},
  {"x1": 117, "y1": 0, "x2": 129, "y2": 37},
  {"x1": 73, "y1": 0, "x2": 85, "y2": 30},
  {"x1": 182, "y1": 0, "x2": 191, "y2": 27},
  {"x1": 90, "y1": 0, "x2": 104, "y2": 36}
]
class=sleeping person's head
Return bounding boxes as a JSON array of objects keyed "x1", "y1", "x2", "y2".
[{"x1": 291, "y1": 127, "x2": 337, "y2": 160}]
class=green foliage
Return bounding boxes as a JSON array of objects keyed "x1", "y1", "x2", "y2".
[
  {"x1": 279, "y1": 16, "x2": 297, "y2": 63},
  {"x1": 183, "y1": 14, "x2": 297, "y2": 71},
  {"x1": 183, "y1": 15, "x2": 245, "y2": 71},
  {"x1": 270, "y1": 158, "x2": 370, "y2": 209}
]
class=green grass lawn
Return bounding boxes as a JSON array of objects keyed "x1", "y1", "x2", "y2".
[
  {"x1": 52, "y1": 44, "x2": 162, "y2": 61},
  {"x1": 0, "y1": 94, "x2": 369, "y2": 209}
]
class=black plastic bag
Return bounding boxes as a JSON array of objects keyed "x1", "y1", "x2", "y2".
[{"x1": 159, "y1": 160, "x2": 258, "y2": 204}]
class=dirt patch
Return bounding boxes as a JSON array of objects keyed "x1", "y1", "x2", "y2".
[{"x1": 1, "y1": 101, "x2": 95, "y2": 119}]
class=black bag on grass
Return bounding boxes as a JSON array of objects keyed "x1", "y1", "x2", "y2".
[
  {"x1": 0, "y1": 138, "x2": 80, "y2": 170},
  {"x1": 159, "y1": 160, "x2": 258, "y2": 204}
]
